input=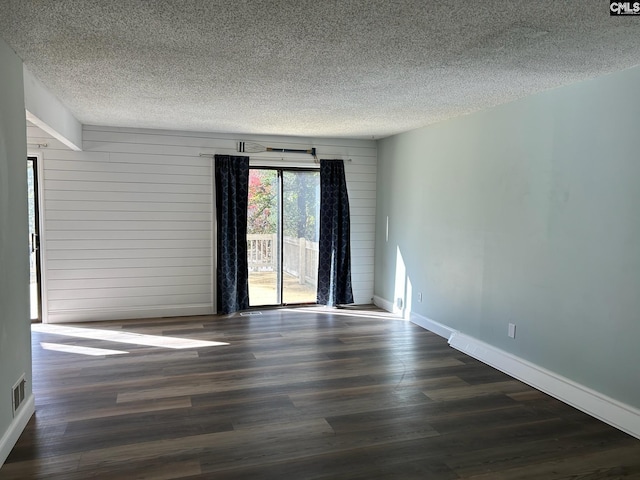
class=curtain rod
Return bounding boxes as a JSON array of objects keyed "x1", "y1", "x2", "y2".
[
  {"x1": 198, "y1": 153, "x2": 351, "y2": 163},
  {"x1": 238, "y1": 141, "x2": 316, "y2": 158}
]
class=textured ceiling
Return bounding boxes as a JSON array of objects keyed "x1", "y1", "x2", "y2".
[{"x1": 1, "y1": 1, "x2": 639, "y2": 139}]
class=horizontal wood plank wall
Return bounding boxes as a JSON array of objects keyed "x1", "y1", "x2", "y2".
[{"x1": 31, "y1": 125, "x2": 376, "y2": 322}]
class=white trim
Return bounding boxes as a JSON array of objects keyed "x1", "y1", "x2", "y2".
[
  {"x1": 369, "y1": 304, "x2": 640, "y2": 439},
  {"x1": 26, "y1": 112, "x2": 81, "y2": 151},
  {"x1": 23, "y1": 65, "x2": 82, "y2": 151},
  {"x1": 409, "y1": 311, "x2": 456, "y2": 340},
  {"x1": 45, "y1": 304, "x2": 214, "y2": 323},
  {"x1": 449, "y1": 332, "x2": 640, "y2": 440},
  {"x1": 0, "y1": 394, "x2": 34, "y2": 467},
  {"x1": 373, "y1": 295, "x2": 394, "y2": 313}
]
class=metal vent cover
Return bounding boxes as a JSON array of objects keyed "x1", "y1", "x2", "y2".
[{"x1": 12, "y1": 375, "x2": 26, "y2": 417}]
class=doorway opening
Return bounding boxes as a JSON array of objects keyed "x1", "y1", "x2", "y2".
[
  {"x1": 247, "y1": 168, "x2": 320, "y2": 306},
  {"x1": 27, "y1": 156, "x2": 42, "y2": 322}
]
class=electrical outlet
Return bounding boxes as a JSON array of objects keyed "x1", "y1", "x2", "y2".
[
  {"x1": 417, "y1": 292, "x2": 423, "y2": 302},
  {"x1": 508, "y1": 323, "x2": 516, "y2": 339}
]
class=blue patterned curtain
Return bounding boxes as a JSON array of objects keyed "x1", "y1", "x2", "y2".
[
  {"x1": 317, "y1": 159, "x2": 354, "y2": 306},
  {"x1": 215, "y1": 155, "x2": 250, "y2": 314}
]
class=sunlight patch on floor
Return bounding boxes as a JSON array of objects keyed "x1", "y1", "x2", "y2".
[
  {"x1": 40, "y1": 342, "x2": 128, "y2": 356},
  {"x1": 32, "y1": 324, "x2": 229, "y2": 349},
  {"x1": 280, "y1": 306, "x2": 402, "y2": 320}
]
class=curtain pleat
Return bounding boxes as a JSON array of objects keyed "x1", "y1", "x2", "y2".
[
  {"x1": 215, "y1": 155, "x2": 250, "y2": 314},
  {"x1": 317, "y1": 159, "x2": 354, "y2": 306}
]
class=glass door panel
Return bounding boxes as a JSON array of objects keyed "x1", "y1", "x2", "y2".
[
  {"x1": 247, "y1": 169, "x2": 279, "y2": 306},
  {"x1": 282, "y1": 171, "x2": 319, "y2": 304}
]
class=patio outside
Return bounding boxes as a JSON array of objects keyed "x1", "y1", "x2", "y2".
[
  {"x1": 248, "y1": 234, "x2": 318, "y2": 306},
  {"x1": 248, "y1": 271, "x2": 317, "y2": 306}
]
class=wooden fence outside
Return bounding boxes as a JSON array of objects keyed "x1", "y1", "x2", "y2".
[{"x1": 247, "y1": 234, "x2": 318, "y2": 287}]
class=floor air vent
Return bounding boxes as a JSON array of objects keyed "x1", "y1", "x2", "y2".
[
  {"x1": 12, "y1": 375, "x2": 26, "y2": 417},
  {"x1": 240, "y1": 311, "x2": 263, "y2": 316}
]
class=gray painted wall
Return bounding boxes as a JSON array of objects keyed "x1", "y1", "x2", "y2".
[
  {"x1": 0, "y1": 38, "x2": 32, "y2": 455},
  {"x1": 375, "y1": 66, "x2": 640, "y2": 409}
]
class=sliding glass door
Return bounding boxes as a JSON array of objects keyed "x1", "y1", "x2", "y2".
[
  {"x1": 27, "y1": 157, "x2": 42, "y2": 321},
  {"x1": 247, "y1": 168, "x2": 319, "y2": 306}
]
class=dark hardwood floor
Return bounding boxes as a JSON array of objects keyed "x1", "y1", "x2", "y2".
[{"x1": 2, "y1": 306, "x2": 639, "y2": 479}]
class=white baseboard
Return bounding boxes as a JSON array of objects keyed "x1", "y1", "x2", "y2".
[
  {"x1": 0, "y1": 394, "x2": 35, "y2": 467},
  {"x1": 373, "y1": 298, "x2": 640, "y2": 439},
  {"x1": 373, "y1": 296, "x2": 456, "y2": 340},
  {"x1": 409, "y1": 311, "x2": 456, "y2": 340},
  {"x1": 45, "y1": 304, "x2": 214, "y2": 323},
  {"x1": 449, "y1": 331, "x2": 640, "y2": 440},
  {"x1": 373, "y1": 295, "x2": 395, "y2": 313}
]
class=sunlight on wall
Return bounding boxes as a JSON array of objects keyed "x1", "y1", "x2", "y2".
[{"x1": 394, "y1": 247, "x2": 412, "y2": 318}]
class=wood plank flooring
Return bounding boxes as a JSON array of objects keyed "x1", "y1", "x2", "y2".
[{"x1": 2, "y1": 306, "x2": 640, "y2": 479}]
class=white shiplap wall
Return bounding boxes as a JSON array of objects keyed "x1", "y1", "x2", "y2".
[{"x1": 29, "y1": 124, "x2": 377, "y2": 323}]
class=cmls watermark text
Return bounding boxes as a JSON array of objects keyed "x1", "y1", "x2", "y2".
[{"x1": 610, "y1": 1, "x2": 640, "y2": 14}]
